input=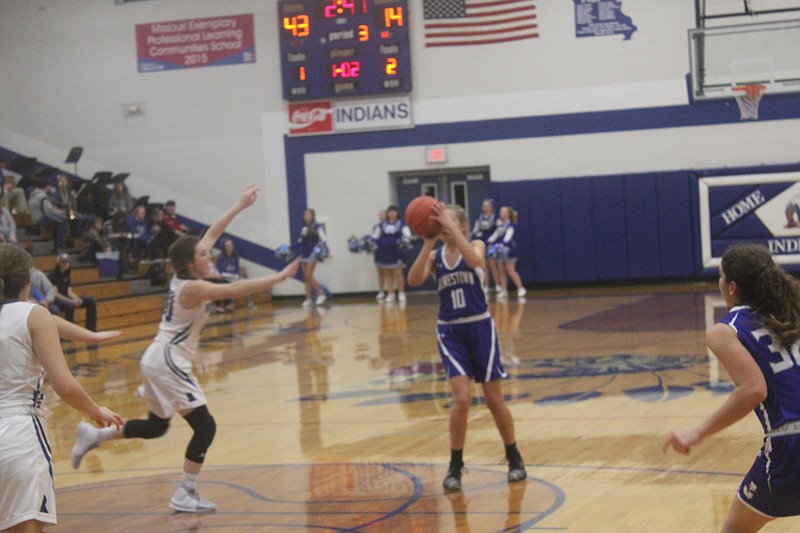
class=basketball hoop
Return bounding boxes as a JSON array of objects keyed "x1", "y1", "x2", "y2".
[{"x1": 732, "y1": 84, "x2": 766, "y2": 120}]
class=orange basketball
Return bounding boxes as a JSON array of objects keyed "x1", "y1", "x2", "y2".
[{"x1": 405, "y1": 196, "x2": 442, "y2": 238}]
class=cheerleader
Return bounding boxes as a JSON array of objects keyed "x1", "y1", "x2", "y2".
[
  {"x1": 471, "y1": 199, "x2": 498, "y2": 293},
  {"x1": 372, "y1": 206, "x2": 411, "y2": 304},
  {"x1": 298, "y1": 208, "x2": 327, "y2": 307},
  {"x1": 373, "y1": 209, "x2": 387, "y2": 300},
  {"x1": 487, "y1": 206, "x2": 526, "y2": 301}
]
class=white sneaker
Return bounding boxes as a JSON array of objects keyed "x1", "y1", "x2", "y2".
[
  {"x1": 385, "y1": 293, "x2": 395, "y2": 304},
  {"x1": 301, "y1": 298, "x2": 312, "y2": 307},
  {"x1": 517, "y1": 287, "x2": 527, "y2": 298},
  {"x1": 496, "y1": 290, "x2": 508, "y2": 301},
  {"x1": 315, "y1": 294, "x2": 327, "y2": 306},
  {"x1": 376, "y1": 291, "x2": 385, "y2": 301},
  {"x1": 71, "y1": 422, "x2": 100, "y2": 469},
  {"x1": 398, "y1": 292, "x2": 407, "y2": 303},
  {"x1": 169, "y1": 484, "x2": 216, "y2": 513}
]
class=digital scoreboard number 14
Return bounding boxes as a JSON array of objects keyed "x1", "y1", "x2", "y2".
[{"x1": 278, "y1": 0, "x2": 411, "y2": 101}]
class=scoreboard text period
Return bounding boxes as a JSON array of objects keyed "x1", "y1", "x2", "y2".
[{"x1": 278, "y1": 0, "x2": 411, "y2": 101}]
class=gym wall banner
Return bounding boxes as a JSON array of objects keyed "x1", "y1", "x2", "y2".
[
  {"x1": 699, "y1": 172, "x2": 800, "y2": 268},
  {"x1": 136, "y1": 14, "x2": 255, "y2": 73}
]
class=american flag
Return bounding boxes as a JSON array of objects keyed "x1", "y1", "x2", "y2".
[{"x1": 423, "y1": 0, "x2": 538, "y2": 48}]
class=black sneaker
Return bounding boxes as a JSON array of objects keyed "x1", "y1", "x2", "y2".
[
  {"x1": 507, "y1": 457, "x2": 527, "y2": 482},
  {"x1": 443, "y1": 464, "x2": 463, "y2": 492}
]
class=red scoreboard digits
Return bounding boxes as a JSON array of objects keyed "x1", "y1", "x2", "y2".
[{"x1": 278, "y1": 0, "x2": 411, "y2": 101}]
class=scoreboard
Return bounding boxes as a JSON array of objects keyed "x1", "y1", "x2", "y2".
[{"x1": 278, "y1": 0, "x2": 411, "y2": 101}]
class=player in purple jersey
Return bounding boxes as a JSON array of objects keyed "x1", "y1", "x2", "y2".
[
  {"x1": 408, "y1": 202, "x2": 526, "y2": 492},
  {"x1": 665, "y1": 244, "x2": 800, "y2": 532}
]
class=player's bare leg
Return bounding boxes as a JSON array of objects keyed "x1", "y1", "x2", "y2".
[
  {"x1": 444, "y1": 375, "x2": 471, "y2": 491},
  {"x1": 721, "y1": 497, "x2": 772, "y2": 533},
  {"x1": 483, "y1": 379, "x2": 526, "y2": 482}
]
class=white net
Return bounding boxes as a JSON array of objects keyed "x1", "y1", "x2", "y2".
[{"x1": 732, "y1": 85, "x2": 766, "y2": 120}]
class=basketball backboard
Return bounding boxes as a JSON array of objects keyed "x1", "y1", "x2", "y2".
[
  {"x1": 689, "y1": 18, "x2": 800, "y2": 100},
  {"x1": 698, "y1": 0, "x2": 800, "y2": 25},
  {"x1": 689, "y1": 1, "x2": 800, "y2": 100}
]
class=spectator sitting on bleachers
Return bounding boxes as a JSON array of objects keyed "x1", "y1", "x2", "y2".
[
  {"x1": 161, "y1": 200, "x2": 191, "y2": 238},
  {"x1": 1, "y1": 169, "x2": 31, "y2": 218},
  {"x1": 80, "y1": 216, "x2": 112, "y2": 263},
  {"x1": 125, "y1": 205, "x2": 152, "y2": 264},
  {"x1": 49, "y1": 252, "x2": 97, "y2": 332},
  {"x1": 148, "y1": 204, "x2": 173, "y2": 259},
  {"x1": 215, "y1": 237, "x2": 252, "y2": 310},
  {"x1": 28, "y1": 177, "x2": 69, "y2": 252},
  {"x1": 55, "y1": 173, "x2": 93, "y2": 239},
  {"x1": 108, "y1": 178, "x2": 135, "y2": 216},
  {"x1": 104, "y1": 211, "x2": 133, "y2": 271},
  {"x1": 0, "y1": 204, "x2": 18, "y2": 245},
  {"x1": 29, "y1": 266, "x2": 61, "y2": 317}
]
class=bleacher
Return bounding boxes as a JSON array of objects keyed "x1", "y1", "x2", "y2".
[
  {"x1": 3, "y1": 147, "x2": 272, "y2": 336},
  {"x1": 22, "y1": 224, "x2": 171, "y2": 331}
]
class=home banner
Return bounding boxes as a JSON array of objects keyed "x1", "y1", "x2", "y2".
[{"x1": 699, "y1": 172, "x2": 800, "y2": 268}]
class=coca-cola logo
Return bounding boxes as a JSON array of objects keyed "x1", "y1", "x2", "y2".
[{"x1": 288, "y1": 103, "x2": 333, "y2": 134}]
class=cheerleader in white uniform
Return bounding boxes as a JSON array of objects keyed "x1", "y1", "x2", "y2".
[
  {"x1": 471, "y1": 199, "x2": 498, "y2": 293},
  {"x1": 486, "y1": 206, "x2": 526, "y2": 301}
]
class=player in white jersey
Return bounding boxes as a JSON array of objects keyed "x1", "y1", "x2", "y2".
[
  {"x1": 408, "y1": 203, "x2": 526, "y2": 493},
  {"x1": 665, "y1": 244, "x2": 800, "y2": 532},
  {"x1": 69, "y1": 186, "x2": 300, "y2": 513},
  {"x1": 0, "y1": 244, "x2": 123, "y2": 533}
]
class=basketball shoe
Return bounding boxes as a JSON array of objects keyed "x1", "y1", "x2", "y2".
[
  {"x1": 443, "y1": 464, "x2": 464, "y2": 492},
  {"x1": 507, "y1": 454, "x2": 527, "y2": 482},
  {"x1": 169, "y1": 484, "x2": 216, "y2": 513},
  {"x1": 517, "y1": 287, "x2": 527, "y2": 299}
]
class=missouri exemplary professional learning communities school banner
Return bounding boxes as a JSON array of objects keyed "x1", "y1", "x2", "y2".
[
  {"x1": 136, "y1": 14, "x2": 255, "y2": 73},
  {"x1": 699, "y1": 172, "x2": 800, "y2": 268}
]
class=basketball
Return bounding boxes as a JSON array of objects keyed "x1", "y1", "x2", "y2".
[{"x1": 405, "y1": 196, "x2": 442, "y2": 238}]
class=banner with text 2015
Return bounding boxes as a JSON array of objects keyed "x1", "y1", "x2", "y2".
[{"x1": 136, "y1": 14, "x2": 255, "y2": 73}]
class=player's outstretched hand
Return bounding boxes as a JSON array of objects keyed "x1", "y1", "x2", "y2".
[
  {"x1": 94, "y1": 406, "x2": 124, "y2": 430},
  {"x1": 280, "y1": 257, "x2": 301, "y2": 281},
  {"x1": 662, "y1": 428, "x2": 702, "y2": 455},
  {"x1": 237, "y1": 185, "x2": 259, "y2": 210},
  {"x1": 88, "y1": 330, "x2": 123, "y2": 343}
]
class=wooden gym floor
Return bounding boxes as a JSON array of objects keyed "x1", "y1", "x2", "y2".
[{"x1": 44, "y1": 283, "x2": 800, "y2": 532}]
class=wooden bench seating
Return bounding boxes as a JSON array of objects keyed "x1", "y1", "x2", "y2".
[{"x1": 23, "y1": 226, "x2": 270, "y2": 334}]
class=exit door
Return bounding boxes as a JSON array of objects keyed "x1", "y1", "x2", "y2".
[
  {"x1": 394, "y1": 167, "x2": 491, "y2": 225},
  {"x1": 392, "y1": 167, "x2": 491, "y2": 291}
]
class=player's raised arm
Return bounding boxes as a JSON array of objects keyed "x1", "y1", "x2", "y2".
[
  {"x1": 407, "y1": 238, "x2": 437, "y2": 287},
  {"x1": 198, "y1": 185, "x2": 259, "y2": 252}
]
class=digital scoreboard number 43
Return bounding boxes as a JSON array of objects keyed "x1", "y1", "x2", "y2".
[{"x1": 278, "y1": 0, "x2": 411, "y2": 101}]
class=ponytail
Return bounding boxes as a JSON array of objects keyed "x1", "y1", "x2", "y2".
[{"x1": 722, "y1": 243, "x2": 800, "y2": 347}]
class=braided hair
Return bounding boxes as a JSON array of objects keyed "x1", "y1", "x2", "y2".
[{"x1": 721, "y1": 243, "x2": 800, "y2": 347}]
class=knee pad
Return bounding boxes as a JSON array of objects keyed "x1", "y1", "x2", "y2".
[
  {"x1": 123, "y1": 412, "x2": 170, "y2": 439},
  {"x1": 183, "y1": 405, "x2": 216, "y2": 464}
]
